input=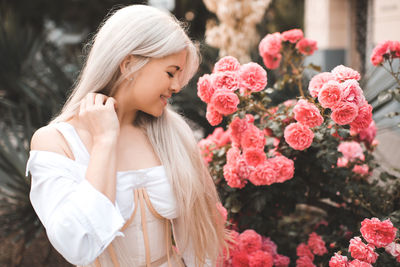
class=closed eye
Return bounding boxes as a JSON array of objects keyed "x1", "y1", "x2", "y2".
[{"x1": 167, "y1": 72, "x2": 174, "y2": 78}]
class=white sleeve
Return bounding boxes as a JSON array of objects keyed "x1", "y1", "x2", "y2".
[
  {"x1": 171, "y1": 218, "x2": 213, "y2": 267},
  {"x1": 26, "y1": 151, "x2": 125, "y2": 266}
]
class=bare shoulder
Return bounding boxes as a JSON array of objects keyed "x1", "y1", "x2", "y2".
[{"x1": 30, "y1": 125, "x2": 75, "y2": 160}]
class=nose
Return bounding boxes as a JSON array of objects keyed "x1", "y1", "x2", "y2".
[{"x1": 170, "y1": 78, "x2": 181, "y2": 94}]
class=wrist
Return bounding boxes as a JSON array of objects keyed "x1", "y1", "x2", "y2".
[{"x1": 93, "y1": 134, "x2": 118, "y2": 146}]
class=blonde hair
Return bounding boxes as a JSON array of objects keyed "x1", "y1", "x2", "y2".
[{"x1": 49, "y1": 4, "x2": 228, "y2": 266}]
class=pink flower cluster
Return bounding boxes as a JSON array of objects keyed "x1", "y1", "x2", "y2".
[
  {"x1": 197, "y1": 56, "x2": 268, "y2": 126},
  {"x1": 296, "y1": 232, "x2": 328, "y2": 267},
  {"x1": 329, "y1": 217, "x2": 399, "y2": 266},
  {"x1": 308, "y1": 65, "x2": 372, "y2": 132},
  {"x1": 259, "y1": 29, "x2": 317, "y2": 70},
  {"x1": 198, "y1": 127, "x2": 231, "y2": 164},
  {"x1": 370, "y1": 40, "x2": 400, "y2": 66},
  {"x1": 283, "y1": 99, "x2": 323, "y2": 151},
  {"x1": 223, "y1": 115, "x2": 294, "y2": 188},
  {"x1": 221, "y1": 229, "x2": 290, "y2": 267},
  {"x1": 336, "y1": 141, "x2": 370, "y2": 176}
]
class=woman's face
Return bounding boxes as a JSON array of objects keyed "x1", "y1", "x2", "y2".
[{"x1": 117, "y1": 49, "x2": 188, "y2": 118}]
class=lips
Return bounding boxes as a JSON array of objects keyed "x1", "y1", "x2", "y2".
[{"x1": 160, "y1": 95, "x2": 169, "y2": 105}]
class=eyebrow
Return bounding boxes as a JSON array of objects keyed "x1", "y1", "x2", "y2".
[{"x1": 168, "y1": 65, "x2": 181, "y2": 70}]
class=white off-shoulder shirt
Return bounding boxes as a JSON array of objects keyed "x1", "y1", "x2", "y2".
[{"x1": 25, "y1": 122, "x2": 202, "y2": 267}]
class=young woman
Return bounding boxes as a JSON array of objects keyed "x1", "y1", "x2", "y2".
[{"x1": 26, "y1": 5, "x2": 228, "y2": 267}]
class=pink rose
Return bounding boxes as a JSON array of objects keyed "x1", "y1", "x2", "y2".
[
  {"x1": 293, "y1": 99, "x2": 324, "y2": 128},
  {"x1": 360, "y1": 217, "x2": 398, "y2": 248},
  {"x1": 337, "y1": 157, "x2": 349, "y2": 167},
  {"x1": 213, "y1": 56, "x2": 241, "y2": 72},
  {"x1": 241, "y1": 124, "x2": 266, "y2": 150},
  {"x1": 262, "y1": 237, "x2": 277, "y2": 255},
  {"x1": 356, "y1": 121, "x2": 377, "y2": 144},
  {"x1": 370, "y1": 53, "x2": 383, "y2": 66},
  {"x1": 249, "y1": 161, "x2": 277, "y2": 186},
  {"x1": 318, "y1": 80, "x2": 343, "y2": 108},
  {"x1": 349, "y1": 237, "x2": 378, "y2": 263},
  {"x1": 296, "y1": 243, "x2": 314, "y2": 260},
  {"x1": 231, "y1": 250, "x2": 249, "y2": 267},
  {"x1": 284, "y1": 122, "x2": 314, "y2": 151},
  {"x1": 216, "y1": 202, "x2": 228, "y2": 222},
  {"x1": 198, "y1": 139, "x2": 215, "y2": 164},
  {"x1": 329, "y1": 253, "x2": 348, "y2": 267},
  {"x1": 244, "y1": 148, "x2": 266, "y2": 167},
  {"x1": 308, "y1": 232, "x2": 328, "y2": 256},
  {"x1": 236, "y1": 157, "x2": 254, "y2": 180},
  {"x1": 210, "y1": 89, "x2": 240, "y2": 115},
  {"x1": 269, "y1": 156, "x2": 295, "y2": 183},
  {"x1": 259, "y1": 32, "x2": 282, "y2": 56},
  {"x1": 262, "y1": 53, "x2": 282, "y2": 69},
  {"x1": 296, "y1": 256, "x2": 316, "y2": 267},
  {"x1": 229, "y1": 116, "x2": 249, "y2": 146},
  {"x1": 206, "y1": 104, "x2": 223, "y2": 126},
  {"x1": 352, "y1": 164, "x2": 369, "y2": 176},
  {"x1": 331, "y1": 65, "x2": 361, "y2": 82},
  {"x1": 308, "y1": 72, "x2": 336, "y2": 98},
  {"x1": 239, "y1": 62, "x2": 268, "y2": 93},
  {"x1": 227, "y1": 147, "x2": 241, "y2": 165},
  {"x1": 385, "y1": 242, "x2": 400, "y2": 257},
  {"x1": 248, "y1": 250, "x2": 273, "y2": 267},
  {"x1": 331, "y1": 102, "x2": 359, "y2": 125},
  {"x1": 369, "y1": 40, "x2": 400, "y2": 66},
  {"x1": 348, "y1": 259, "x2": 372, "y2": 267},
  {"x1": 350, "y1": 103, "x2": 373, "y2": 131},
  {"x1": 341, "y1": 79, "x2": 365, "y2": 107},
  {"x1": 223, "y1": 164, "x2": 247, "y2": 189},
  {"x1": 296, "y1": 38, "x2": 318, "y2": 55},
  {"x1": 273, "y1": 254, "x2": 290, "y2": 267},
  {"x1": 197, "y1": 74, "x2": 216, "y2": 103},
  {"x1": 338, "y1": 141, "x2": 364, "y2": 161},
  {"x1": 238, "y1": 230, "x2": 262, "y2": 254},
  {"x1": 212, "y1": 71, "x2": 240, "y2": 91},
  {"x1": 281, "y1": 29, "x2": 304, "y2": 43}
]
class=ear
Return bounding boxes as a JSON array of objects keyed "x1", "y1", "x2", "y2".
[{"x1": 119, "y1": 55, "x2": 135, "y2": 75}]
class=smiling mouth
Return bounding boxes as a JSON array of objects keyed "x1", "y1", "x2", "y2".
[{"x1": 160, "y1": 96, "x2": 168, "y2": 105}]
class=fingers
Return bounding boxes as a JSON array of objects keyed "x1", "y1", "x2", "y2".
[
  {"x1": 95, "y1": 93, "x2": 106, "y2": 106},
  {"x1": 105, "y1": 97, "x2": 117, "y2": 109}
]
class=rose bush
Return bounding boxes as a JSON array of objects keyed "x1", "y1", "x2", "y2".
[{"x1": 197, "y1": 29, "x2": 400, "y2": 266}]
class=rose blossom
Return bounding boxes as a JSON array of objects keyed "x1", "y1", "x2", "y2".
[
  {"x1": 352, "y1": 164, "x2": 369, "y2": 176},
  {"x1": 385, "y1": 242, "x2": 400, "y2": 257},
  {"x1": 197, "y1": 74, "x2": 215, "y2": 103},
  {"x1": 348, "y1": 259, "x2": 372, "y2": 267},
  {"x1": 269, "y1": 156, "x2": 295, "y2": 183},
  {"x1": 211, "y1": 71, "x2": 240, "y2": 91},
  {"x1": 259, "y1": 32, "x2": 282, "y2": 56},
  {"x1": 262, "y1": 52, "x2": 282, "y2": 69},
  {"x1": 360, "y1": 217, "x2": 398, "y2": 248},
  {"x1": 238, "y1": 230, "x2": 262, "y2": 254},
  {"x1": 318, "y1": 80, "x2": 343, "y2": 108},
  {"x1": 284, "y1": 122, "x2": 314, "y2": 151},
  {"x1": 331, "y1": 65, "x2": 361, "y2": 82},
  {"x1": 241, "y1": 124, "x2": 266, "y2": 150},
  {"x1": 296, "y1": 38, "x2": 318, "y2": 55},
  {"x1": 262, "y1": 237, "x2": 277, "y2": 255},
  {"x1": 239, "y1": 62, "x2": 268, "y2": 94},
  {"x1": 356, "y1": 121, "x2": 376, "y2": 144},
  {"x1": 337, "y1": 141, "x2": 364, "y2": 161},
  {"x1": 341, "y1": 79, "x2": 365, "y2": 107},
  {"x1": 206, "y1": 104, "x2": 223, "y2": 126},
  {"x1": 244, "y1": 148, "x2": 266, "y2": 167},
  {"x1": 281, "y1": 29, "x2": 304, "y2": 43},
  {"x1": 350, "y1": 103, "x2": 373, "y2": 131},
  {"x1": 213, "y1": 56, "x2": 241, "y2": 72},
  {"x1": 308, "y1": 232, "x2": 328, "y2": 256},
  {"x1": 227, "y1": 147, "x2": 241, "y2": 165},
  {"x1": 308, "y1": 72, "x2": 336, "y2": 97},
  {"x1": 274, "y1": 254, "x2": 290, "y2": 267},
  {"x1": 236, "y1": 157, "x2": 254, "y2": 180},
  {"x1": 249, "y1": 161, "x2": 277, "y2": 186},
  {"x1": 337, "y1": 157, "x2": 349, "y2": 167},
  {"x1": 293, "y1": 99, "x2": 324, "y2": 128},
  {"x1": 296, "y1": 256, "x2": 316, "y2": 267},
  {"x1": 349, "y1": 237, "x2": 378, "y2": 263},
  {"x1": 331, "y1": 102, "x2": 358, "y2": 125},
  {"x1": 198, "y1": 139, "x2": 215, "y2": 164},
  {"x1": 223, "y1": 164, "x2": 247, "y2": 189},
  {"x1": 329, "y1": 253, "x2": 348, "y2": 267},
  {"x1": 248, "y1": 250, "x2": 273, "y2": 267},
  {"x1": 210, "y1": 89, "x2": 240, "y2": 115},
  {"x1": 370, "y1": 40, "x2": 400, "y2": 66},
  {"x1": 216, "y1": 202, "x2": 228, "y2": 222},
  {"x1": 229, "y1": 116, "x2": 249, "y2": 146},
  {"x1": 297, "y1": 243, "x2": 314, "y2": 260}
]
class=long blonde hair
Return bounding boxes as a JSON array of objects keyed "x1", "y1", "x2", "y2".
[{"x1": 49, "y1": 4, "x2": 228, "y2": 265}]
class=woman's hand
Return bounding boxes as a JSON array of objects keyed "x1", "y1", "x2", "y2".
[{"x1": 78, "y1": 93, "x2": 120, "y2": 143}]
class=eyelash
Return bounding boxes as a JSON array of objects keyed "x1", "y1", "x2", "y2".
[{"x1": 167, "y1": 72, "x2": 174, "y2": 78}]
